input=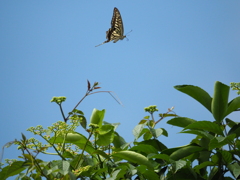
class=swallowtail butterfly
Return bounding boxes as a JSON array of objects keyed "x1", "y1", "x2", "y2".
[{"x1": 95, "y1": 7, "x2": 127, "y2": 47}]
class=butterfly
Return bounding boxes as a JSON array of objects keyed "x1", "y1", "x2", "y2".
[{"x1": 95, "y1": 7, "x2": 127, "y2": 47}]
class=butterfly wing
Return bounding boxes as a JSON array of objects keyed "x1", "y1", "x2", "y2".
[
  {"x1": 110, "y1": 7, "x2": 126, "y2": 43},
  {"x1": 95, "y1": 7, "x2": 126, "y2": 47}
]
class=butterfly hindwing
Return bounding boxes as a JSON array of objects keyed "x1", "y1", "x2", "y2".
[{"x1": 95, "y1": 7, "x2": 126, "y2": 47}]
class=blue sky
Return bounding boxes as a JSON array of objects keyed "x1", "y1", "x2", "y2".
[{"x1": 0, "y1": 0, "x2": 240, "y2": 177}]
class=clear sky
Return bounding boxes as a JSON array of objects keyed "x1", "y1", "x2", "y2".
[{"x1": 0, "y1": 1, "x2": 240, "y2": 178}]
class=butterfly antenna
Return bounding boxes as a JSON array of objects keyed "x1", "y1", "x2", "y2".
[{"x1": 126, "y1": 30, "x2": 132, "y2": 36}]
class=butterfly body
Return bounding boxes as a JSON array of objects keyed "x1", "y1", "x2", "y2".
[{"x1": 96, "y1": 7, "x2": 126, "y2": 47}]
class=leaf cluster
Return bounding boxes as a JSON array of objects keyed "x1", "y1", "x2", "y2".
[{"x1": 1, "y1": 81, "x2": 240, "y2": 180}]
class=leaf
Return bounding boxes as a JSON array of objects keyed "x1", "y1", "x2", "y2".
[
  {"x1": 132, "y1": 123, "x2": 147, "y2": 140},
  {"x1": 149, "y1": 154, "x2": 170, "y2": 163},
  {"x1": 143, "y1": 129, "x2": 152, "y2": 140},
  {"x1": 112, "y1": 133, "x2": 127, "y2": 149},
  {"x1": 98, "y1": 124, "x2": 114, "y2": 135},
  {"x1": 220, "y1": 150, "x2": 232, "y2": 164},
  {"x1": 209, "y1": 134, "x2": 236, "y2": 150},
  {"x1": 226, "y1": 96, "x2": 240, "y2": 117},
  {"x1": 89, "y1": 108, "x2": 105, "y2": 127},
  {"x1": 184, "y1": 121, "x2": 224, "y2": 136},
  {"x1": 0, "y1": 161, "x2": 26, "y2": 180},
  {"x1": 160, "y1": 128, "x2": 168, "y2": 137},
  {"x1": 226, "y1": 118, "x2": 237, "y2": 128},
  {"x1": 228, "y1": 123, "x2": 240, "y2": 137},
  {"x1": 80, "y1": 116, "x2": 87, "y2": 129},
  {"x1": 138, "y1": 139, "x2": 167, "y2": 152},
  {"x1": 159, "y1": 113, "x2": 177, "y2": 118},
  {"x1": 141, "y1": 169, "x2": 160, "y2": 180},
  {"x1": 149, "y1": 127, "x2": 163, "y2": 138},
  {"x1": 130, "y1": 144, "x2": 158, "y2": 154},
  {"x1": 228, "y1": 163, "x2": 240, "y2": 178},
  {"x1": 87, "y1": 79, "x2": 91, "y2": 91},
  {"x1": 112, "y1": 150, "x2": 154, "y2": 170},
  {"x1": 181, "y1": 130, "x2": 214, "y2": 140},
  {"x1": 58, "y1": 161, "x2": 70, "y2": 176},
  {"x1": 211, "y1": 81, "x2": 229, "y2": 123},
  {"x1": 170, "y1": 145, "x2": 203, "y2": 161},
  {"x1": 167, "y1": 117, "x2": 196, "y2": 128},
  {"x1": 194, "y1": 161, "x2": 215, "y2": 173},
  {"x1": 174, "y1": 85, "x2": 212, "y2": 113},
  {"x1": 92, "y1": 150, "x2": 111, "y2": 160},
  {"x1": 49, "y1": 132, "x2": 95, "y2": 154},
  {"x1": 96, "y1": 128, "x2": 114, "y2": 146},
  {"x1": 172, "y1": 160, "x2": 187, "y2": 173}
]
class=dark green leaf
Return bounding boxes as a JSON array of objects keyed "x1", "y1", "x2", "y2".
[
  {"x1": 181, "y1": 130, "x2": 214, "y2": 140},
  {"x1": 211, "y1": 81, "x2": 229, "y2": 123},
  {"x1": 228, "y1": 123, "x2": 240, "y2": 137},
  {"x1": 170, "y1": 145, "x2": 203, "y2": 161},
  {"x1": 174, "y1": 85, "x2": 212, "y2": 112},
  {"x1": 184, "y1": 121, "x2": 224, "y2": 135},
  {"x1": 209, "y1": 134, "x2": 236, "y2": 150},
  {"x1": 226, "y1": 96, "x2": 240, "y2": 117},
  {"x1": 0, "y1": 161, "x2": 26, "y2": 180},
  {"x1": 130, "y1": 144, "x2": 158, "y2": 154},
  {"x1": 112, "y1": 150, "x2": 154, "y2": 170},
  {"x1": 167, "y1": 117, "x2": 196, "y2": 128}
]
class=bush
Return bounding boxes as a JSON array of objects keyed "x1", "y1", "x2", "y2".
[{"x1": 1, "y1": 81, "x2": 240, "y2": 180}]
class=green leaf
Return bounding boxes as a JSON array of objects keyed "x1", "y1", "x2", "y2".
[
  {"x1": 130, "y1": 144, "x2": 158, "y2": 154},
  {"x1": 106, "y1": 169, "x2": 121, "y2": 180},
  {"x1": 181, "y1": 130, "x2": 214, "y2": 140},
  {"x1": 170, "y1": 145, "x2": 203, "y2": 161},
  {"x1": 112, "y1": 150, "x2": 154, "y2": 170},
  {"x1": 112, "y1": 133, "x2": 127, "y2": 149},
  {"x1": 209, "y1": 134, "x2": 236, "y2": 150},
  {"x1": 184, "y1": 121, "x2": 224, "y2": 136},
  {"x1": 167, "y1": 117, "x2": 196, "y2": 128},
  {"x1": 228, "y1": 163, "x2": 240, "y2": 178},
  {"x1": 89, "y1": 108, "x2": 105, "y2": 127},
  {"x1": 0, "y1": 161, "x2": 26, "y2": 180},
  {"x1": 96, "y1": 128, "x2": 114, "y2": 146},
  {"x1": 80, "y1": 116, "x2": 87, "y2": 129},
  {"x1": 159, "y1": 113, "x2": 177, "y2": 118},
  {"x1": 149, "y1": 154, "x2": 170, "y2": 163},
  {"x1": 172, "y1": 160, "x2": 187, "y2": 173},
  {"x1": 98, "y1": 124, "x2": 114, "y2": 135},
  {"x1": 132, "y1": 123, "x2": 147, "y2": 140},
  {"x1": 155, "y1": 128, "x2": 163, "y2": 137},
  {"x1": 228, "y1": 123, "x2": 240, "y2": 137},
  {"x1": 208, "y1": 166, "x2": 218, "y2": 180},
  {"x1": 142, "y1": 169, "x2": 160, "y2": 180},
  {"x1": 211, "y1": 154, "x2": 219, "y2": 164},
  {"x1": 143, "y1": 129, "x2": 152, "y2": 140},
  {"x1": 174, "y1": 85, "x2": 212, "y2": 113},
  {"x1": 160, "y1": 128, "x2": 168, "y2": 137},
  {"x1": 49, "y1": 132, "x2": 95, "y2": 154},
  {"x1": 226, "y1": 118, "x2": 237, "y2": 128},
  {"x1": 58, "y1": 161, "x2": 70, "y2": 176},
  {"x1": 220, "y1": 150, "x2": 232, "y2": 164},
  {"x1": 92, "y1": 150, "x2": 111, "y2": 160},
  {"x1": 211, "y1": 81, "x2": 229, "y2": 123},
  {"x1": 226, "y1": 96, "x2": 240, "y2": 117},
  {"x1": 139, "y1": 139, "x2": 167, "y2": 152},
  {"x1": 194, "y1": 161, "x2": 215, "y2": 174}
]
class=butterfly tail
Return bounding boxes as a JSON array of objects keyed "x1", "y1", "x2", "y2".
[{"x1": 95, "y1": 40, "x2": 109, "y2": 47}]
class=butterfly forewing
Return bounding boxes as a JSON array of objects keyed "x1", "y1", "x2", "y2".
[
  {"x1": 110, "y1": 7, "x2": 126, "y2": 43},
  {"x1": 95, "y1": 7, "x2": 126, "y2": 47}
]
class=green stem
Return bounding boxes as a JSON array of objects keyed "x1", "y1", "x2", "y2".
[{"x1": 75, "y1": 129, "x2": 94, "y2": 169}]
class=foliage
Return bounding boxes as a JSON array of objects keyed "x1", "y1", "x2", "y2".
[{"x1": 1, "y1": 81, "x2": 240, "y2": 180}]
